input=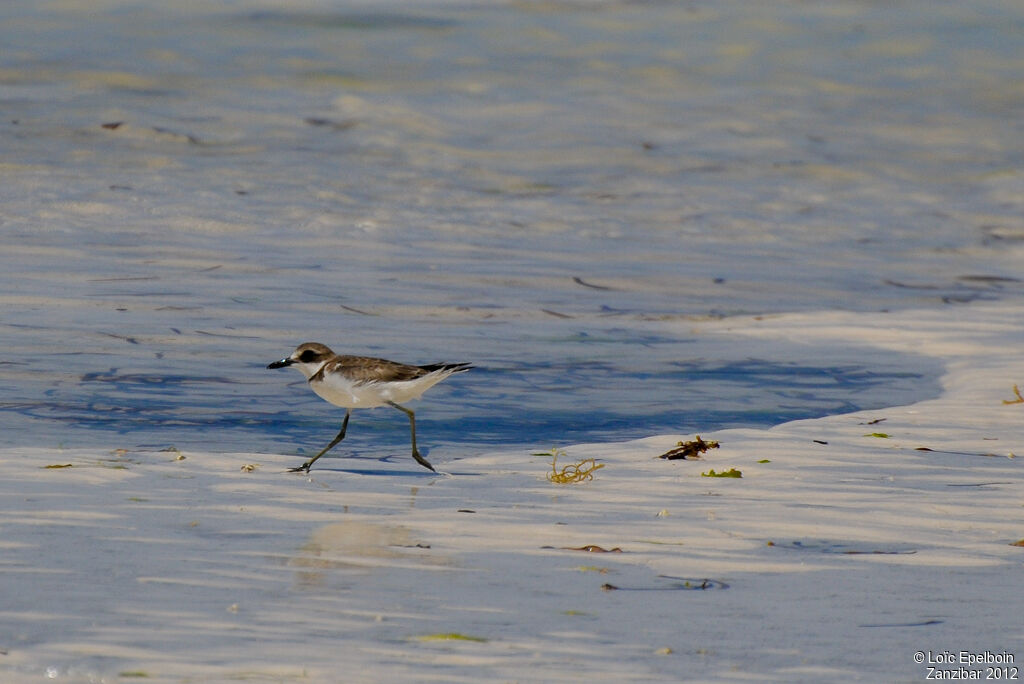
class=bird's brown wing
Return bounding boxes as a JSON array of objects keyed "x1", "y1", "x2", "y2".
[{"x1": 327, "y1": 355, "x2": 429, "y2": 384}]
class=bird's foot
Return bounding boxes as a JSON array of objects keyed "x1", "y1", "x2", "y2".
[
  {"x1": 412, "y1": 450, "x2": 436, "y2": 473},
  {"x1": 288, "y1": 462, "x2": 312, "y2": 474}
]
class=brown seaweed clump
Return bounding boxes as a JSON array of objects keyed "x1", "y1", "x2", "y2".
[{"x1": 657, "y1": 436, "x2": 720, "y2": 460}]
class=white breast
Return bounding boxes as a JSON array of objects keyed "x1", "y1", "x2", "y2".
[{"x1": 309, "y1": 369, "x2": 452, "y2": 409}]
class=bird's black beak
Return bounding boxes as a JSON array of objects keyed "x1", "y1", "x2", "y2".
[{"x1": 267, "y1": 357, "x2": 293, "y2": 369}]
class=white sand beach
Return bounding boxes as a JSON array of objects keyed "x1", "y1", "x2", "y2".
[
  {"x1": 2, "y1": 302, "x2": 1021, "y2": 683},
  {"x1": 3, "y1": 1, "x2": 1023, "y2": 681}
]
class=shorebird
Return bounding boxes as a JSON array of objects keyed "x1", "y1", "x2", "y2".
[{"x1": 267, "y1": 342, "x2": 472, "y2": 473}]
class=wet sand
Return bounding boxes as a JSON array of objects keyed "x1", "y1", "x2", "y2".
[{"x1": 2, "y1": 302, "x2": 1021, "y2": 682}]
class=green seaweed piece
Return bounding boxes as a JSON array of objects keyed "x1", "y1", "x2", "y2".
[{"x1": 701, "y1": 468, "x2": 742, "y2": 478}]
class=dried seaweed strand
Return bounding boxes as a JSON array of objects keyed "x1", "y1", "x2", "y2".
[
  {"x1": 536, "y1": 448, "x2": 604, "y2": 483},
  {"x1": 1002, "y1": 384, "x2": 1024, "y2": 404},
  {"x1": 658, "y1": 435, "x2": 720, "y2": 460}
]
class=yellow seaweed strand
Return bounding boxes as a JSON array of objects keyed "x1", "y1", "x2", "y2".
[{"x1": 546, "y1": 451, "x2": 604, "y2": 484}]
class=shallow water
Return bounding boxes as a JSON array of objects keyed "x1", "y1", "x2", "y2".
[
  {"x1": 1, "y1": 0, "x2": 1022, "y2": 457},
  {"x1": 0, "y1": 314, "x2": 943, "y2": 455}
]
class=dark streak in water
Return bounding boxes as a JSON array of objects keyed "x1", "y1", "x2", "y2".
[
  {"x1": 86, "y1": 292, "x2": 191, "y2": 297},
  {"x1": 194, "y1": 330, "x2": 263, "y2": 339},
  {"x1": 100, "y1": 332, "x2": 139, "y2": 344},
  {"x1": 859, "y1": 619, "x2": 943, "y2": 628},
  {"x1": 339, "y1": 304, "x2": 377, "y2": 316},
  {"x1": 80, "y1": 371, "x2": 240, "y2": 385},
  {"x1": 573, "y1": 276, "x2": 613, "y2": 291},
  {"x1": 88, "y1": 276, "x2": 159, "y2": 282},
  {"x1": 245, "y1": 12, "x2": 458, "y2": 31},
  {"x1": 541, "y1": 309, "x2": 574, "y2": 319}
]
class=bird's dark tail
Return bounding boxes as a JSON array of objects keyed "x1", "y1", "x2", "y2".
[{"x1": 419, "y1": 362, "x2": 474, "y2": 374}]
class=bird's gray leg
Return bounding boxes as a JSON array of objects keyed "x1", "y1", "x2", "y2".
[
  {"x1": 291, "y1": 409, "x2": 350, "y2": 473},
  {"x1": 386, "y1": 401, "x2": 436, "y2": 472}
]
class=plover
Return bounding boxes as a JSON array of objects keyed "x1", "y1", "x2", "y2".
[{"x1": 267, "y1": 342, "x2": 472, "y2": 473}]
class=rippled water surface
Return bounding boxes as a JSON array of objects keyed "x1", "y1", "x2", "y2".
[{"x1": 1, "y1": 0, "x2": 1021, "y2": 457}]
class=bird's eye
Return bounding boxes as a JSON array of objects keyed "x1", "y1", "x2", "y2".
[{"x1": 299, "y1": 349, "x2": 318, "y2": 363}]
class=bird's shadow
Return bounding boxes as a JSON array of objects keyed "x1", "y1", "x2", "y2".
[
  {"x1": 294, "y1": 466, "x2": 441, "y2": 478},
  {"x1": 282, "y1": 448, "x2": 489, "y2": 477},
  {"x1": 285, "y1": 459, "x2": 485, "y2": 478}
]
